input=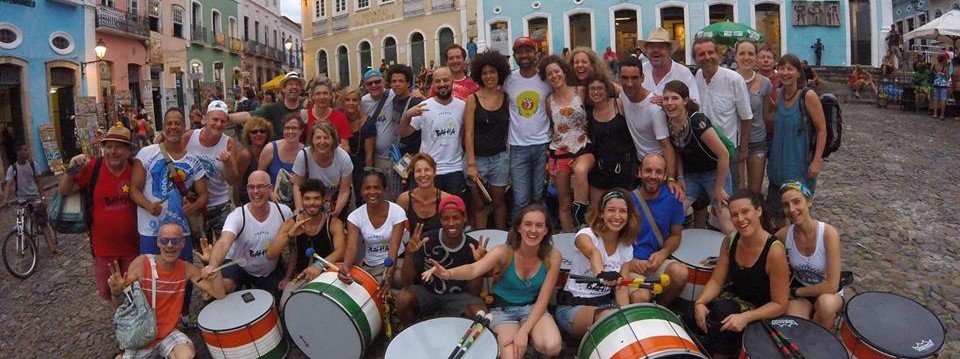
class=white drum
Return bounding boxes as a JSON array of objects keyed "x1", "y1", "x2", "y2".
[
  {"x1": 466, "y1": 229, "x2": 509, "y2": 250},
  {"x1": 198, "y1": 289, "x2": 287, "y2": 359},
  {"x1": 385, "y1": 317, "x2": 498, "y2": 359},
  {"x1": 671, "y1": 229, "x2": 724, "y2": 302}
]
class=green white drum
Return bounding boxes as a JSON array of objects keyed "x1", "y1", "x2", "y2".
[{"x1": 579, "y1": 304, "x2": 707, "y2": 359}]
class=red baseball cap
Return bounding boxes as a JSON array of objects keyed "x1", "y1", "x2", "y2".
[
  {"x1": 513, "y1": 37, "x2": 538, "y2": 50},
  {"x1": 438, "y1": 195, "x2": 467, "y2": 214}
]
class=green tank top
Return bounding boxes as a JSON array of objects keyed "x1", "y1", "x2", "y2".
[{"x1": 491, "y1": 255, "x2": 547, "y2": 306}]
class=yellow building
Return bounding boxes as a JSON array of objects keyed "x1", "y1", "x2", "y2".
[{"x1": 301, "y1": 0, "x2": 478, "y2": 87}]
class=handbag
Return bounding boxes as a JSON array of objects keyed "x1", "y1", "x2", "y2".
[
  {"x1": 114, "y1": 255, "x2": 158, "y2": 350},
  {"x1": 47, "y1": 192, "x2": 87, "y2": 234}
]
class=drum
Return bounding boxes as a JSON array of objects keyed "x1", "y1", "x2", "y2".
[
  {"x1": 739, "y1": 316, "x2": 847, "y2": 359},
  {"x1": 283, "y1": 265, "x2": 382, "y2": 359},
  {"x1": 553, "y1": 232, "x2": 578, "y2": 288},
  {"x1": 579, "y1": 303, "x2": 707, "y2": 359},
  {"x1": 671, "y1": 229, "x2": 724, "y2": 302},
  {"x1": 841, "y1": 292, "x2": 945, "y2": 359},
  {"x1": 198, "y1": 289, "x2": 287, "y2": 359},
  {"x1": 384, "y1": 317, "x2": 498, "y2": 359}
]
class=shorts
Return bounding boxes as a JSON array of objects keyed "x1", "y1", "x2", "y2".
[
  {"x1": 747, "y1": 140, "x2": 768, "y2": 157},
  {"x1": 404, "y1": 284, "x2": 485, "y2": 317},
  {"x1": 203, "y1": 202, "x2": 234, "y2": 240},
  {"x1": 933, "y1": 87, "x2": 949, "y2": 101},
  {"x1": 94, "y1": 255, "x2": 137, "y2": 301},
  {"x1": 547, "y1": 147, "x2": 589, "y2": 176},
  {"x1": 221, "y1": 259, "x2": 284, "y2": 297},
  {"x1": 489, "y1": 304, "x2": 552, "y2": 328},
  {"x1": 684, "y1": 170, "x2": 733, "y2": 205},
  {"x1": 122, "y1": 330, "x2": 192, "y2": 359},
  {"x1": 469, "y1": 151, "x2": 510, "y2": 187},
  {"x1": 588, "y1": 152, "x2": 636, "y2": 190},
  {"x1": 556, "y1": 302, "x2": 616, "y2": 334}
]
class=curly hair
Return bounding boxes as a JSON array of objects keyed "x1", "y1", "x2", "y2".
[
  {"x1": 537, "y1": 55, "x2": 574, "y2": 85},
  {"x1": 241, "y1": 117, "x2": 273, "y2": 146},
  {"x1": 470, "y1": 50, "x2": 511, "y2": 86}
]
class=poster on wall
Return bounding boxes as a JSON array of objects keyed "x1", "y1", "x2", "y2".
[
  {"x1": 74, "y1": 96, "x2": 102, "y2": 157},
  {"x1": 39, "y1": 124, "x2": 65, "y2": 175}
]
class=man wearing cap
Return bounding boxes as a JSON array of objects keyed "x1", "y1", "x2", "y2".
[
  {"x1": 428, "y1": 44, "x2": 479, "y2": 100},
  {"x1": 230, "y1": 71, "x2": 305, "y2": 139},
  {"x1": 397, "y1": 194, "x2": 486, "y2": 325},
  {"x1": 360, "y1": 68, "x2": 397, "y2": 173},
  {"x1": 60, "y1": 123, "x2": 139, "y2": 303},
  {"x1": 640, "y1": 27, "x2": 701, "y2": 105},
  {"x1": 184, "y1": 100, "x2": 240, "y2": 243},
  {"x1": 504, "y1": 37, "x2": 552, "y2": 221}
]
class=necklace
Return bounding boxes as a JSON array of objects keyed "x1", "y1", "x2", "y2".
[
  {"x1": 743, "y1": 71, "x2": 757, "y2": 83},
  {"x1": 784, "y1": 89, "x2": 800, "y2": 103}
]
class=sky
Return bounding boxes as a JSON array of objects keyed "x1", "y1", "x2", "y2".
[{"x1": 281, "y1": 1, "x2": 302, "y2": 24}]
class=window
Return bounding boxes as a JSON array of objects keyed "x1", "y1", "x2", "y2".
[
  {"x1": 335, "y1": 0, "x2": 347, "y2": 15},
  {"x1": 359, "y1": 41, "x2": 372, "y2": 74},
  {"x1": 148, "y1": 0, "x2": 160, "y2": 32},
  {"x1": 0, "y1": 24, "x2": 22, "y2": 50},
  {"x1": 438, "y1": 28, "x2": 454, "y2": 65},
  {"x1": 129, "y1": 0, "x2": 139, "y2": 14},
  {"x1": 410, "y1": 32, "x2": 425, "y2": 74},
  {"x1": 49, "y1": 32, "x2": 75, "y2": 55},
  {"x1": 357, "y1": 0, "x2": 369, "y2": 10},
  {"x1": 212, "y1": 11, "x2": 221, "y2": 36},
  {"x1": 709, "y1": 4, "x2": 734, "y2": 23},
  {"x1": 489, "y1": 21, "x2": 510, "y2": 55},
  {"x1": 314, "y1": 0, "x2": 326, "y2": 19},
  {"x1": 255, "y1": 21, "x2": 260, "y2": 42},
  {"x1": 191, "y1": 2, "x2": 202, "y2": 27},
  {"x1": 102, "y1": 0, "x2": 115, "y2": 7},
  {"x1": 243, "y1": 16, "x2": 249, "y2": 40},
  {"x1": 229, "y1": 18, "x2": 236, "y2": 38},
  {"x1": 172, "y1": 5, "x2": 184, "y2": 38},
  {"x1": 383, "y1": 37, "x2": 397, "y2": 65},
  {"x1": 337, "y1": 46, "x2": 350, "y2": 86},
  {"x1": 317, "y1": 49, "x2": 329, "y2": 78}
]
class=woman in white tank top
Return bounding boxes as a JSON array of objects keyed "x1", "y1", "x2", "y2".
[{"x1": 774, "y1": 181, "x2": 843, "y2": 331}]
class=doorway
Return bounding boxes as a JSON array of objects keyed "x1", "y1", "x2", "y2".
[
  {"x1": 0, "y1": 63, "x2": 26, "y2": 166},
  {"x1": 661, "y1": 6, "x2": 686, "y2": 63},
  {"x1": 569, "y1": 13, "x2": 592, "y2": 50},
  {"x1": 849, "y1": 0, "x2": 872, "y2": 65},
  {"x1": 613, "y1": 9, "x2": 639, "y2": 58},
  {"x1": 49, "y1": 67, "x2": 78, "y2": 159}
]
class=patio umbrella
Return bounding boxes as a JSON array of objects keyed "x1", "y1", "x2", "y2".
[
  {"x1": 904, "y1": 9, "x2": 960, "y2": 46},
  {"x1": 695, "y1": 21, "x2": 765, "y2": 45},
  {"x1": 260, "y1": 73, "x2": 286, "y2": 91}
]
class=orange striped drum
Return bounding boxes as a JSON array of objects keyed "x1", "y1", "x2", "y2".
[
  {"x1": 579, "y1": 304, "x2": 707, "y2": 359},
  {"x1": 198, "y1": 289, "x2": 287, "y2": 359},
  {"x1": 671, "y1": 229, "x2": 724, "y2": 302}
]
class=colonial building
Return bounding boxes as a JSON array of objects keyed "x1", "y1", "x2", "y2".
[
  {"x1": 0, "y1": 0, "x2": 86, "y2": 171},
  {"x1": 280, "y1": 15, "x2": 304, "y2": 76},
  {"x1": 301, "y1": 0, "x2": 479, "y2": 87},
  {"x1": 238, "y1": 0, "x2": 288, "y2": 90},
  {"x1": 186, "y1": 0, "x2": 243, "y2": 107},
  {"x1": 145, "y1": 0, "x2": 190, "y2": 127},
  {"x1": 478, "y1": 0, "x2": 892, "y2": 66}
]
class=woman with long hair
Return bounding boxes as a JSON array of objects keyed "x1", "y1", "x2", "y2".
[
  {"x1": 236, "y1": 117, "x2": 273, "y2": 204},
  {"x1": 734, "y1": 39, "x2": 774, "y2": 195},
  {"x1": 292, "y1": 121, "x2": 353, "y2": 220},
  {"x1": 464, "y1": 50, "x2": 511, "y2": 229},
  {"x1": 568, "y1": 47, "x2": 611, "y2": 87},
  {"x1": 396, "y1": 153, "x2": 451, "y2": 235},
  {"x1": 693, "y1": 191, "x2": 790, "y2": 358},
  {"x1": 662, "y1": 80, "x2": 733, "y2": 234},
  {"x1": 339, "y1": 87, "x2": 376, "y2": 206},
  {"x1": 767, "y1": 54, "x2": 826, "y2": 229},
  {"x1": 422, "y1": 204, "x2": 563, "y2": 359},
  {"x1": 584, "y1": 73, "x2": 636, "y2": 210},
  {"x1": 259, "y1": 113, "x2": 305, "y2": 208},
  {"x1": 555, "y1": 189, "x2": 639, "y2": 337},
  {"x1": 541, "y1": 55, "x2": 595, "y2": 231},
  {"x1": 340, "y1": 170, "x2": 407, "y2": 290}
]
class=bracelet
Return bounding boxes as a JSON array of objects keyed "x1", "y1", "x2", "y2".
[
  {"x1": 667, "y1": 177, "x2": 676, "y2": 182},
  {"x1": 694, "y1": 301, "x2": 706, "y2": 307}
]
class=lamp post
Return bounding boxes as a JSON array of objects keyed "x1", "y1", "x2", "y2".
[
  {"x1": 81, "y1": 39, "x2": 108, "y2": 77},
  {"x1": 284, "y1": 38, "x2": 302, "y2": 70}
]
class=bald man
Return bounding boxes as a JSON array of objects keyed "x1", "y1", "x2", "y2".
[{"x1": 200, "y1": 171, "x2": 293, "y2": 296}]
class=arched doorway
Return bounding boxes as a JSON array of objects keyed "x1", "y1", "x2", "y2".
[
  {"x1": 438, "y1": 28, "x2": 454, "y2": 65},
  {"x1": 383, "y1": 37, "x2": 398, "y2": 66},
  {"x1": 317, "y1": 49, "x2": 328, "y2": 79},
  {"x1": 337, "y1": 45, "x2": 350, "y2": 86},
  {"x1": 0, "y1": 62, "x2": 26, "y2": 166},
  {"x1": 410, "y1": 32, "x2": 425, "y2": 74}
]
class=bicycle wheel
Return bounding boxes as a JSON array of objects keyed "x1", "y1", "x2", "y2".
[{"x1": 3, "y1": 230, "x2": 38, "y2": 279}]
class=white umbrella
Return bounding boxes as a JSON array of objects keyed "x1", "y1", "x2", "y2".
[{"x1": 904, "y1": 9, "x2": 960, "y2": 45}]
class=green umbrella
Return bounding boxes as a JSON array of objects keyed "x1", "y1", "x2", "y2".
[{"x1": 696, "y1": 21, "x2": 765, "y2": 45}]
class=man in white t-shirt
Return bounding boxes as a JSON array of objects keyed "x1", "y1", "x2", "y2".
[
  {"x1": 504, "y1": 37, "x2": 553, "y2": 220},
  {"x1": 617, "y1": 56, "x2": 681, "y2": 198},
  {"x1": 201, "y1": 170, "x2": 293, "y2": 295},
  {"x1": 3, "y1": 145, "x2": 60, "y2": 255},
  {"x1": 400, "y1": 67, "x2": 467, "y2": 196},
  {"x1": 639, "y1": 27, "x2": 701, "y2": 106},
  {"x1": 184, "y1": 100, "x2": 239, "y2": 242}
]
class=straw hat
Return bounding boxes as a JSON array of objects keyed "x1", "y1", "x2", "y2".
[
  {"x1": 101, "y1": 122, "x2": 134, "y2": 147},
  {"x1": 637, "y1": 27, "x2": 677, "y2": 53},
  {"x1": 279, "y1": 71, "x2": 306, "y2": 88}
]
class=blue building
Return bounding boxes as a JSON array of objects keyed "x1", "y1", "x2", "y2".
[
  {"x1": 0, "y1": 0, "x2": 87, "y2": 172},
  {"x1": 477, "y1": 0, "x2": 893, "y2": 67}
]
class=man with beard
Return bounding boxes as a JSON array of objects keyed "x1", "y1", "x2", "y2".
[
  {"x1": 185, "y1": 100, "x2": 240, "y2": 243},
  {"x1": 396, "y1": 195, "x2": 486, "y2": 325},
  {"x1": 429, "y1": 44, "x2": 479, "y2": 100},
  {"x1": 200, "y1": 171, "x2": 293, "y2": 296},
  {"x1": 381, "y1": 64, "x2": 425, "y2": 195},
  {"x1": 639, "y1": 28, "x2": 700, "y2": 105},
  {"x1": 399, "y1": 67, "x2": 467, "y2": 196},
  {"x1": 627, "y1": 154, "x2": 688, "y2": 305},
  {"x1": 504, "y1": 37, "x2": 552, "y2": 221},
  {"x1": 60, "y1": 123, "x2": 138, "y2": 304},
  {"x1": 230, "y1": 72, "x2": 306, "y2": 139}
]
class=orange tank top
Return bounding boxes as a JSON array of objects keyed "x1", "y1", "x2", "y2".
[{"x1": 140, "y1": 256, "x2": 187, "y2": 348}]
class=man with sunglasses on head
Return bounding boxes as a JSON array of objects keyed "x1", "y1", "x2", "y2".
[
  {"x1": 200, "y1": 171, "x2": 293, "y2": 297},
  {"x1": 107, "y1": 221, "x2": 225, "y2": 359},
  {"x1": 185, "y1": 100, "x2": 240, "y2": 244}
]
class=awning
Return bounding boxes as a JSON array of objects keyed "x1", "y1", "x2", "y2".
[{"x1": 260, "y1": 74, "x2": 286, "y2": 91}]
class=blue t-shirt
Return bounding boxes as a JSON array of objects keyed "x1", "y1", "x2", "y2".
[{"x1": 631, "y1": 185, "x2": 685, "y2": 259}]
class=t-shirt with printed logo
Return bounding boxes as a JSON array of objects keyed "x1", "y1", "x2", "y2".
[
  {"x1": 410, "y1": 97, "x2": 466, "y2": 175},
  {"x1": 135, "y1": 144, "x2": 207, "y2": 237},
  {"x1": 503, "y1": 70, "x2": 552, "y2": 146},
  {"x1": 73, "y1": 158, "x2": 138, "y2": 257},
  {"x1": 347, "y1": 202, "x2": 407, "y2": 266},
  {"x1": 221, "y1": 203, "x2": 293, "y2": 277}
]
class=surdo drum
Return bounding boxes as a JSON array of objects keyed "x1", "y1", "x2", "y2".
[
  {"x1": 671, "y1": 229, "x2": 724, "y2": 302},
  {"x1": 579, "y1": 303, "x2": 708, "y2": 359},
  {"x1": 840, "y1": 292, "x2": 945, "y2": 358},
  {"x1": 384, "y1": 317, "x2": 498, "y2": 359},
  {"x1": 739, "y1": 316, "x2": 848, "y2": 359},
  {"x1": 198, "y1": 289, "x2": 288, "y2": 359}
]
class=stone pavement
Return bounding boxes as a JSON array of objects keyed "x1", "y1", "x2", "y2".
[{"x1": 0, "y1": 102, "x2": 956, "y2": 358}]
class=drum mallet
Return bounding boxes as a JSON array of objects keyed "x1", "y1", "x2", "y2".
[
  {"x1": 200, "y1": 258, "x2": 246, "y2": 281},
  {"x1": 305, "y1": 248, "x2": 363, "y2": 286},
  {"x1": 762, "y1": 321, "x2": 807, "y2": 359},
  {"x1": 382, "y1": 257, "x2": 395, "y2": 339},
  {"x1": 454, "y1": 313, "x2": 493, "y2": 359},
  {"x1": 447, "y1": 310, "x2": 487, "y2": 359},
  {"x1": 570, "y1": 273, "x2": 670, "y2": 286}
]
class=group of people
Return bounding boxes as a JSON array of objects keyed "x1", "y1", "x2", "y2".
[{"x1": 14, "y1": 23, "x2": 846, "y2": 358}]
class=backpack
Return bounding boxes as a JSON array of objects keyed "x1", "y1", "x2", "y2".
[
  {"x1": 235, "y1": 202, "x2": 287, "y2": 238},
  {"x1": 798, "y1": 89, "x2": 843, "y2": 159}
]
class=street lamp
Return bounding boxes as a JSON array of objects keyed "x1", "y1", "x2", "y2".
[
  {"x1": 81, "y1": 39, "x2": 108, "y2": 77},
  {"x1": 284, "y1": 38, "x2": 301, "y2": 68}
]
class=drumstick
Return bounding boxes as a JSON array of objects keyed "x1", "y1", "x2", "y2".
[
  {"x1": 200, "y1": 258, "x2": 246, "y2": 281},
  {"x1": 765, "y1": 321, "x2": 807, "y2": 359},
  {"x1": 570, "y1": 273, "x2": 670, "y2": 286},
  {"x1": 305, "y1": 248, "x2": 363, "y2": 286},
  {"x1": 454, "y1": 313, "x2": 493, "y2": 359},
  {"x1": 760, "y1": 321, "x2": 796, "y2": 359},
  {"x1": 382, "y1": 257, "x2": 395, "y2": 340},
  {"x1": 447, "y1": 311, "x2": 486, "y2": 359}
]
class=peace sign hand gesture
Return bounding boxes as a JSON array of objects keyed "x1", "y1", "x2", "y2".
[
  {"x1": 405, "y1": 223, "x2": 429, "y2": 254},
  {"x1": 195, "y1": 236, "x2": 213, "y2": 264},
  {"x1": 106, "y1": 260, "x2": 127, "y2": 297},
  {"x1": 469, "y1": 236, "x2": 489, "y2": 261}
]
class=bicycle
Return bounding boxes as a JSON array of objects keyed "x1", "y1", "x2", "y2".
[{"x1": 3, "y1": 200, "x2": 57, "y2": 279}]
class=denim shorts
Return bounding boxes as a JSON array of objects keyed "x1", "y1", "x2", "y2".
[
  {"x1": 555, "y1": 303, "x2": 615, "y2": 334},
  {"x1": 470, "y1": 151, "x2": 510, "y2": 187},
  {"x1": 933, "y1": 87, "x2": 949, "y2": 101},
  {"x1": 684, "y1": 170, "x2": 733, "y2": 204},
  {"x1": 489, "y1": 304, "x2": 552, "y2": 328}
]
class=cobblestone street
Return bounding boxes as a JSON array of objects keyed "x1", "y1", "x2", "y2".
[{"x1": 0, "y1": 102, "x2": 956, "y2": 359}]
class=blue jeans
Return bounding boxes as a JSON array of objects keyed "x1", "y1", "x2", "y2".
[
  {"x1": 435, "y1": 171, "x2": 466, "y2": 197},
  {"x1": 489, "y1": 304, "x2": 552, "y2": 328},
  {"x1": 683, "y1": 170, "x2": 733, "y2": 204},
  {"x1": 509, "y1": 143, "x2": 548, "y2": 221}
]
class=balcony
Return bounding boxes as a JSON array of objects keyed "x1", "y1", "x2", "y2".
[
  {"x1": 333, "y1": 15, "x2": 349, "y2": 32},
  {"x1": 191, "y1": 25, "x2": 207, "y2": 43},
  {"x1": 312, "y1": 20, "x2": 328, "y2": 37},
  {"x1": 229, "y1": 37, "x2": 242, "y2": 53},
  {"x1": 432, "y1": 0, "x2": 455, "y2": 11},
  {"x1": 96, "y1": 6, "x2": 149, "y2": 39},
  {"x1": 404, "y1": 0, "x2": 424, "y2": 16},
  {"x1": 213, "y1": 32, "x2": 226, "y2": 49},
  {"x1": 244, "y1": 40, "x2": 258, "y2": 55}
]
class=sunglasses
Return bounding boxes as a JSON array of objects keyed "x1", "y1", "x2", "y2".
[
  {"x1": 365, "y1": 79, "x2": 383, "y2": 86},
  {"x1": 250, "y1": 129, "x2": 268, "y2": 134},
  {"x1": 158, "y1": 237, "x2": 183, "y2": 246}
]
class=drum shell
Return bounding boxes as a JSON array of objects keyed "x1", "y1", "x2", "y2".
[
  {"x1": 579, "y1": 303, "x2": 707, "y2": 359},
  {"x1": 198, "y1": 289, "x2": 287, "y2": 359},
  {"x1": 671, "y1": 229, "x2": 723, "y2": 302}
]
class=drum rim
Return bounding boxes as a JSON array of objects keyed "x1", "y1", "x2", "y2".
[
  {"x1": 198, "y1": 290, "x2": 276, "y2": 333},
  {"x1": 284, "y1": 289, "x2": 369, "y2": 358},
  {"x1": 577, "y1": 302, "x2": 685, "y2": 357},
  {"x1": 741, "y1": 315, "x2": 848, "y2": 358},
  {"x1": 843, "y1": 291, "x2": 946, "y2": 357},
  {"x1": 669, "y1": 254, "x2": 716, "y2": 271}
]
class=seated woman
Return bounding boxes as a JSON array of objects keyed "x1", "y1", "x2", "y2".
[
  {"x1": 849, "y1": 65, "x2": 878, "y2": 99},
  {"x1": 775, "y1": 181, "x2": 843, "y2": 331},
  {"x1": 422, "y1": 205, "x2": 563, "y2": 359},
  {"x1": 340, "y1": 170, "x2": 407, "y2": 291},
  {"x1": 556, "y1": 189, "x2": 638, "y2": 337},
  {"x1": 693, "y1": 191, "x2": 790, "y2": 358},
  {"x1": 396, "y1": 153, "x2": 451, "y2": 236}
]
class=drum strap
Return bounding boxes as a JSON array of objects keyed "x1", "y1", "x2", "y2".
[{"x1": 632, "y1": 189, "x2": 664, "y2": 247}]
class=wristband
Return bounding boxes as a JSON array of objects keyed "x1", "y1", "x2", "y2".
[{"x1": 667, "y1": 177, "x2": 676, "y2": 182}]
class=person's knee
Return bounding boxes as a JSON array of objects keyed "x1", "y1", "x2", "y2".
[
  {"x1": 167, "y1": 344, "x2": 195, "y2": 359},
  {"x1": 396, "y1": 289, "x2": 418, "y2": 311},
  {"x1": 665, "y1": 262, "x2": 688, "y2": 287},
  {"x1": 815, "y1": 294, "x2": 842, "y2": 314},
  {"x1": 533, "y1": 333, "x2": 563, "y2": 356},
  {"x1": 630, "y1": 289, "x2": 652, "y2": 303}
]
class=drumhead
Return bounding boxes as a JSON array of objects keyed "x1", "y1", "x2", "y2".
[
  {"x1": 845, "y1": 292, "x2": 945, "y2": 358},
  {"x1": 579, "y1": 303, "x2": 706, "y2": 359},
  {"x1": 552, "y1": 233, "x2": 578, "y2": 271},
  {"x1": 199, "y1": 289, "x2": 274, "y2": 332},
  {"x1": 284, "y1": 273, "x2": 381, "y2": 359},
  {"x1": 384, "y1": 317, "x2": 498, "y2": 359},
  {"x1": 671, "y1": 229, "x2": 723, "y2": 270},
  {"x1": 741, "y1": 316, "x2": 847, "y2": 358}
]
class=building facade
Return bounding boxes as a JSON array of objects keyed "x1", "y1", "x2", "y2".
[
  {"x1": 0, "y1": 0, "x2": 86, "y2": 171},
  {"x1": 187, "y1": 0, "x2": 243, "y2": 109},
  {"x1": 301, "y1": 0, "x2": 479, "y2": 87},
  {"x1": 238, "y1": 0, "x2": 288, "y2": 90},
  {"x1": 478, "y1": 0, "x2": 892, "y2": 67},
  {"x1": 145, "y1": 0, "x2": 190, "y2": 128},
  {"x1": 280, "y1": 16, "x2": 304, "y2": 76}
]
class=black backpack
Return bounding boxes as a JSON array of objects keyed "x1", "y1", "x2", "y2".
[{"x1": 799, "y1": 89, "x2": 843, "y2": 159}]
